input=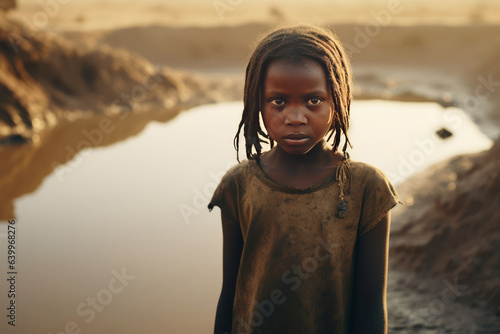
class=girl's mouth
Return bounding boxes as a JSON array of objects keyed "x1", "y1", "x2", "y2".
[{"x1": 282, "y1": 133, "x2": 310, "y2": 145}]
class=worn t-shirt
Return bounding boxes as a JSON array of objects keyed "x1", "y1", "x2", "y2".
[{"x1": 208, "y1": 156, "x2": 401, "y2": 334}]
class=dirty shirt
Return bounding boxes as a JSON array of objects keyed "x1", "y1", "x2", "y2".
[{"x1": 208, "y1": 156, "x2": 401, "y2": 334}]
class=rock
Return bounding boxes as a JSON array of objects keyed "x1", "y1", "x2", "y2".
[
  {"x1": 0, "y1": 0, "x2": 15, "y2": 12},
  {"x1": 436, "y1": 127, "x2": 453, "y2": 139},
  {"x1": 390, "y1": 138, "x2": 500, "y2": 312},
  {"x1": 0, "y1": 15, "x2": 237, "y2": 144},
  {"x1": 0, "y1": 134, "x2": 30, "y2": 145}
]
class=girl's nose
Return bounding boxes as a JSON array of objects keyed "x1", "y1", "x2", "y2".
[{"x1": 284, "y1": 107, "x2": 307, "y2": 125}]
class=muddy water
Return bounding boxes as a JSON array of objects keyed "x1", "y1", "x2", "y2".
[{"x1": 0, "y1": 101, "x2": 492, "y2": 333}]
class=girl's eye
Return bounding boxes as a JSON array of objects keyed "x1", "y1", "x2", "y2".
[
  {"x1": 308, "y1": 97, "x2": 323, "y2": 105},
  {"x1": 270, "y1": 98, "x2": 285, "y2": 106}
]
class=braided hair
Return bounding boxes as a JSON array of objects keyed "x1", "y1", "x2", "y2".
[{"x1": 234, "y1": 24, "x2": 353, "y2": 161}]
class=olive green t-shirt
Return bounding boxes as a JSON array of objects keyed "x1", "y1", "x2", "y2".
[{"x1": 208, "y1": 156, "x2": 401, "y2": 334}]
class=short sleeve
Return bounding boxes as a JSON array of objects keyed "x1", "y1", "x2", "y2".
[
  {"x1": 358, "y1": 166, "x2": 402, "y2": 237},
  {"x1": 207, "y1": 169, "x2": 240, "y2": 225}
]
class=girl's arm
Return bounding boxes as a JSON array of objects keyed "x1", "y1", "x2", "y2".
[
  {"x1": 214, "y1": 212, "x2": 244, "y2": 334},
  {"x1": 350, "y1": 211, "x2": 391, "y2": 334}
]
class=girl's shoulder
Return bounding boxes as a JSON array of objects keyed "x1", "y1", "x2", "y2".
[
  {"x1": 208, "y1": 159, "x2": 256, "y2": 214},
  {"x1": 221, "y1": 157, "x2": 394, "y2": 188},
  {"x1": 212, "y1": 159, "x2": 257, "y2": 194},
  {"x1": 221, "y1": 159, "x2": 255, "y2": 180}
]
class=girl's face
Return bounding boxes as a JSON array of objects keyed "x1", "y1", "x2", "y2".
[{"x1": 261, "y1": 58, "x2": 335, "y2": 155}]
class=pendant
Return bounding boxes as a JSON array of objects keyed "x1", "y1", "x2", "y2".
[{"x1": 337, "y1": 199, "x2": 347, "y2": 218}]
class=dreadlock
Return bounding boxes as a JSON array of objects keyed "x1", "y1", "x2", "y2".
[{"x1": 234, "y1": 23, "x2": 353, "y2": 162}]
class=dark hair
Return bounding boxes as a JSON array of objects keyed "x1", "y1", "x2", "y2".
[{"x1": 234, "y1": 24, "x2": 353, "y2": 161}]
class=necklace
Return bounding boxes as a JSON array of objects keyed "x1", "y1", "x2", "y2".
[{"x1": 336, "y1": 152, "x2": 351, "y2": 219}]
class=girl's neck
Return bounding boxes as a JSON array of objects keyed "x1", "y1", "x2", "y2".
[{"x1": 263, "y1": 140, "x2": 339, "y2": 172}]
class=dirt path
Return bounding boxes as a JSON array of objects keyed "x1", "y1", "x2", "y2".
[{"x1": 387, "y1": 266, "x2": 500, "y2": 334}]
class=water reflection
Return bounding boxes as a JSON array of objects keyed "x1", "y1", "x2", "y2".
[{"x1": 0, "y1": 107, "x2": 181, "y2": 220}]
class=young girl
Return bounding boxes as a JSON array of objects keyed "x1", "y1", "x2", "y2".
[{"x1": 208, "y1": 24, "x2": 402, "y2": 334}]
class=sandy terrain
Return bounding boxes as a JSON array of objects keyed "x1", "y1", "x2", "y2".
[{"x1": 1, "y1": 1, "x2": 500, "y2": 332}]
